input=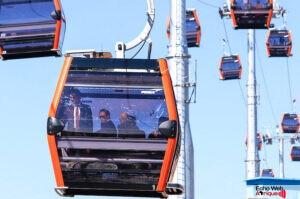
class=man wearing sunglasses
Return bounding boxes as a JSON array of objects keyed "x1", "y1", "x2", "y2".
[{"x1": 97, "y1": 109, "x2": 117, "y2": 137}]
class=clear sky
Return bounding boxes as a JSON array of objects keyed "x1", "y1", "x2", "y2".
[{"x1": 0, "y1": 0, "x2": 299, "y2": 199}]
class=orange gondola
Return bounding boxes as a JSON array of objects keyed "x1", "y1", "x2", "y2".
[
  {"x1": 230, "y1": 0, "x2": 273, "y2": 29},
  {"x1": 291, "y1": 146, "x2": 300, "y2": 161},
  {"x1": 245, "y1": 132, "x2": 262, "y2": 151},
  {"x1": 47, "y1": 52, "x2": 183, "y2": 198},
  {"x1": 167, "y1": 9, "x2": 201, "y2": 47},
  {"x1": 0, "y1": 0, "x2": 66, "y2": 60},
  {"x1": 281, "y1": 113, "x2": 299, "y2": 134},
  {"x1": 219, "y1": 55, "x2": 242, "y2": 80},
  {"x1": 261, "y1": 169, "x2": 274, "y2": 177},
  {"x1": 266, "y1": 29, "x2": 292, "y2": 57}
]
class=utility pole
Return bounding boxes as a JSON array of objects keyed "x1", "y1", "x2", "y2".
[
  {"x1": 167, "y1": 0, "x2": 194, "y2": 199},
  {"x1": 246, "y1": 29, "x2": 260, "y2": 179}
]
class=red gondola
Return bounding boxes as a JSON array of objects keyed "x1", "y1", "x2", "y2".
[
  {"x1": 230, "y1": 0, "x2": 273, "y2": 29},
  {"x1": 219, "y1": 55, "x2": 242, "y2": 80},
  {"x1": 167, "y1": 9, "x2": 201, "y2": 47},
  {"x1": 281, "y1": 113, "x2": 299, "y2": 134},
  {"x1": 266, "y1": 29, "x2": 292, "y2": 57},
  {"x1": 47, "y1": 53, "x2": 183, "y2": 198},
  {"x1": 245, "y1": 133, "x2": 262, "y2": 151},
  {"x1": 261, "y1": 169, "x2": 274, "y2": 177},
  {"x1": 291, "y1": 146, "x2": 300, "y2": 161},
  {"x1": 0, "y1": 0, "x2": 66, "y2": 60}
]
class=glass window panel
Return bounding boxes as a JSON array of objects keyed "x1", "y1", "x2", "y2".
[
  {"x1": 222, "y1": 60, "x2": 240, "y2": 71},
  {"x1": 0, "y1": 0, "x2": 55, "y2": 25},
  {"x1": 56, "y1": 86, "x2": 169, "y2": 139}
]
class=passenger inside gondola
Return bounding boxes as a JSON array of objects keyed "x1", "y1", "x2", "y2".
[
  {"x1": 56, "y1": 86, "x2": 169, "y2": 139},
  {"x1": 96, "y1": 109, "x2": 117, "y2": 137},
  {"x1": 118, "y1": 112, "x2": 145, "y2": 138},
  {"x1": 57, "y1": 89, "x2": 93, "y2": 134}
]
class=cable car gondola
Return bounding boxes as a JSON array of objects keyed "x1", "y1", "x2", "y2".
[
  {"x1": 47, "y1": 53, "x2": 183, "y2": 198},
  {"x1": 167, "y1": 9, "x2": 201, "y2": 47},
  {"x1": 219, "y1": 55, "x2": 242, "y2": 80},
  {"x1": 245, "y1": 132, "x2": 262, "y2": 151},
  {"x1": 281, "y1": 113, "x2": 299, "y2": 134},
  {"x1": 261, "y1": 169, "x2": 274, "y2": 177},
  {"x1": 266, "y1": 29, "x2": 292, "y2": 57},
  {"x1": 0, "y1": 0, "x2": 66, "y2": 60},
  {"x1": 230, "y1": 0, "x2": 273, "y2": 29},
  {"x1": 291, "y1": 146, "x2": 300, "y2": 161}
]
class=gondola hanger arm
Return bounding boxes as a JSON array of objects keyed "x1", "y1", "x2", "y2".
[{"x1": 115, "y1": 0, "x2": 155, "y2": 58}]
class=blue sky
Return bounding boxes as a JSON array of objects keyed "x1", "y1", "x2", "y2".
[{"x1": 0, "y1": 0, "x2": 300, "y2": 199}]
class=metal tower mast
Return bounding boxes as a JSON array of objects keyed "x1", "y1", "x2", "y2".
[
  {"x1": 167, "y1": 0, "x2": 194, "y2": 199},
  {"x1": 246, "y1": 29, "x2": 260, "y2": 178}
]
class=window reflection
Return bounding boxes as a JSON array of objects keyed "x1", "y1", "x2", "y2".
[{"x1": 56, "y1": 86, "x2": 169, "y2": 139}]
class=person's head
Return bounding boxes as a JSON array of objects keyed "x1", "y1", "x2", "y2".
[
  {"x1": 69, "y1": 89, "x2": 81, "y2": 105},
  {"x1": 119, "y1": 112, "x2": 128, "y2": 124},
  {"x1": 99, "y1": 109, "x2": 111, "y2": 123}
]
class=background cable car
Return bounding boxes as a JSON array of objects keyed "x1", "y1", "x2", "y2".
[
  {"x1": 167, "y1": 9, "x2": 201, "y2": 47},
  {"x1": 246, "y1": 132, "x2": 263, "y2": 151},
  {"x1": 219, "y1": 55, "x2": 242, "y2": 80},
  {"x1": 266, "y1": 29, "x2": 292, "y2": 57},
  {"x1": 47, "y1": 51, "x2": 183, "y2": 198},
  {"x1": 219, "y1": 40, "x2": 242, "y2": 80},
  {"x1": 261, "y1": 169, "x2": 274, "y2": 177},
  {"x1": 0, "y1": 0, "x2": 66, "y2": 60},
  {"x1": 291, "y1": 146, "x2": 300, "y2": 161},
  {"x1": 230, "y1": 0, "x2": 273, "y2": 29},
  {"x1": 281, "y1": 113, "x2": 300, "y2": 134}
]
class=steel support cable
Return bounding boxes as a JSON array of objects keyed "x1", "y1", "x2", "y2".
[
  {"x1": 286, "y1": 58, "x2": 293, "y2": 111},
  {"x1": 255, "y1": 40, "x2": 278, "y2": 124},
  {"x1": 222, "y1": 18, "x2": 247, "y2": 106},
  {"x1": 195, "y1": 0, "x2": 219, "y2": 8}
]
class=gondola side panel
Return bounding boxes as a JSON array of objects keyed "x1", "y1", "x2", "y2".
[
  {"x1": 53, "y1": 0, "x2": 62, "y2": 50},
  {"x1": 47, "y1": 57, "x2": 73, "y2": 187},
  {"x1": 157, "y1": 59, "x2": 179, "y2": 192}
]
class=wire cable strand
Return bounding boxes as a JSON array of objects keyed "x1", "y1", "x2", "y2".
[
  {"x1": 222, "y1": 18, "x2": 233, "y2": 55},
  {"x1": 196, "y1": 0, "x2": 219, "y2": 8},
  {"x1": 256, "y1": 40, "x2": 278, "y2": 124},
  {"x1": 286, "y1": 58, "x2": 293, "y2": 112},
  {"x1": 221, "y1": 18, "x2": 247, "y2": 106}
]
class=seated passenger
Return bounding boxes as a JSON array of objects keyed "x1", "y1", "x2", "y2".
[
  {"x1": 148, "y1": 117, "x2": 169, "y2": 139},
  {"x1": 58, "y1": 89, "x2": 93, "y2": 134},
  {"x1": 118, "y1": 112, "x2": 145, "y2": 138},
  {"x1": 96, "y1": 109, "x2": 117, "y2": 137}
]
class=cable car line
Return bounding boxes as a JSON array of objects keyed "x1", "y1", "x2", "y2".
[
  {"x1": 222, "y1": 18, "x2": 247, "y2": 106},
  {"x1": 286, "y1": 58, "x2": 293, "y2": 111},
  {"x1": 195, "y1": 0, "x2": 219, "y2": 9},
  {"x1": 256, "y1": 40, "x2": 278, "y2": 125}
]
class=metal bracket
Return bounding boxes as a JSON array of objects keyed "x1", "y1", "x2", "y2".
[{"x1": 115, "y1": 0, "x2": 155, "y2": 58}]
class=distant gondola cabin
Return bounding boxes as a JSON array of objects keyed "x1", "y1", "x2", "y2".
[
  {"x1": 246, "y1": 132, "x2": 262, "y2": 151},
  {"x1": 291, "y1": 146, "x2": 300, "y2": 161},
  {"x1": 167, "y1": 9, "x2": 201, "y2": 47},
  {"x1": 281, "y1": 113, "x2": 299, "y2": 134},
  {"x1": 219, "y1": 55, "x2": 242, "y2": 80},
  {"x1": 230, "y1": 0, "x2": 273, "y2": 29},
  {"x1": 266, "y1": 29, "x2": 292, "y2": 57},
  {"x1": 261, "y1": 169, "x2": 274, "y2": 177},
  {"x1": 0, "y1": 0, "x2": 66, "y2": 60}
]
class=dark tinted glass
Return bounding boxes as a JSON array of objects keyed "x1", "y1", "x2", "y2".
[
  {"x1": 282, "y1": 116, "x2": 298, "y2": 126},
  {"x1": 56, "y1": 86, "x2": 169, "y2": 138},
  {"x1": 0, "y1": 0, "x2": 55, "y2": 25},
  {"x1": 222, "y1": 59, "x2": 240, "y2": 70},
  {"x1": 269, "y1": 34, "x2": 290, "y2": 46},
  {"x1": 234, "y1": 0, "x2": 269, "y2": 9}
]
